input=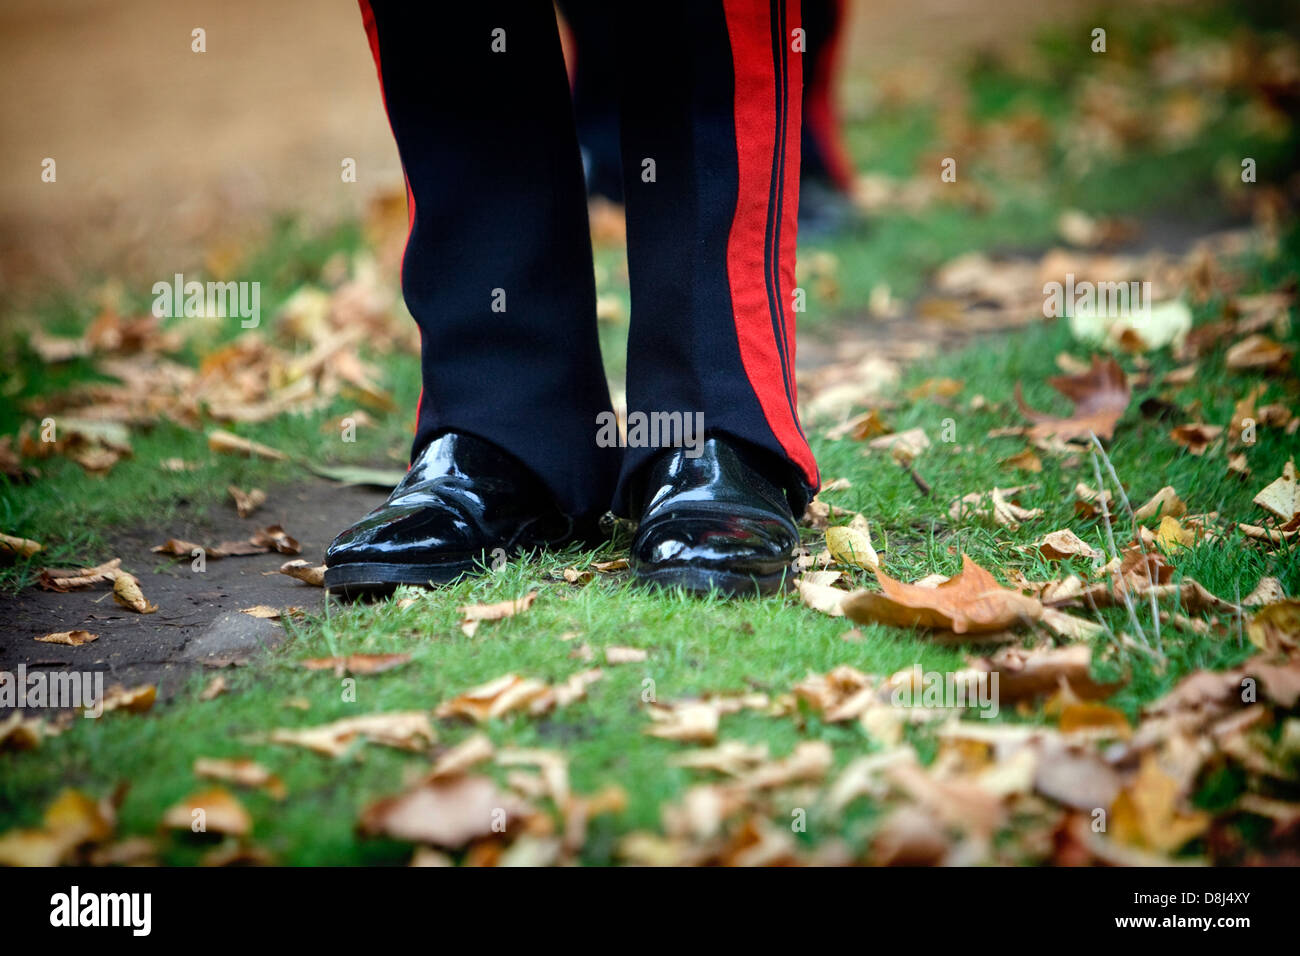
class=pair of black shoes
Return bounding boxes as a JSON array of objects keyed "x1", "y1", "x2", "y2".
[{"x1": 323, "y1": 432, "x2": 799, "y2": 599}]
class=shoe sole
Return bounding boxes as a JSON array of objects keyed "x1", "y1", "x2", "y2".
[
  {"x1": 632, "y1": 563, "x2": 793, "y2": 598},
  {"x1": 324, "y1": 561, "x2": 479, "y2": 599}
]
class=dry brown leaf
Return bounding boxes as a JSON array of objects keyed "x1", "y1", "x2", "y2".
[
  {"x1": 867, "y1": 428, "x2": 930, "y2": 458},
  {"x1": 109, "y1": 572, "x2": 157, "y2": 614},
  {"x1": 100, "y1": 684, "x2": 156, "y2": 714},
  {"x1": 1073, "y1": 482, "x2": 1113, "y2": 517},
  {"x1": 949, "y1": 485, "x2": 1043, "y2": 530},
  {"x1": 427, "y1": 733, "x2": 495, "y2": 780},
  {"x1": 795, "y1": 576, "x2": 851, "y2": 617},
  {"x1": 1253, "y1": 459, "x2": 1299, "y2": 523},
  {"x1": 1015, "y1": 356, "x2": 1131, "y2": 442},
  {"x1": 670, "y1": 742, "x2": 769, "y2": 776},
  {"x1": 249, "y1": 524, "x2": 300, "y2": 555},
  {"x1": 299, "y1": 653, "x2": 411, "y2": 676},
  {"x1": 966, "y1": 644, "x2": 1121, "y2": 702},
  {"x1": 1110, "y1": 753, "x2": 1210, "y2": 853},
  {"x1": 844, "y1": 554, "x2": 1043, "y2": 634},
  {"x1": 207, "y1": 429, "x2": 289, "y2": 461},
  {"x1": 279, "y1": 559, "x2": 326, "y2": 587},
  {"x1": 605, "y1": 646, "x2": 648, "y2": 665},
  {"x1": 0, "y1": 789, "x2": 114, "y2": 866},
  {"x1": 459, "y1": 591, "x2": 538, "y2": 636},
  {"x1": 1133, "y1": 486, "x2": 1187, "y2": 522},
  {"x1": 228, "y1": 485, "x2": 267, "y2": 518},
  {"x1": 194, "y1": 757, "x2": 287, "y2": 800},
  {"x1": 241, "y1": 605, "x2": 283, "y2": 619},
  {"x1": 1224, "y1": 333, "x2": 1293, "y2": 372},
  {"x1": 199, "y1": 675, "x2": 229, "y2": 701},
  {"x1": 1247, "y1": 600, "x2": 1300, "y2": 656},
  {"x1": 1170, "y1": 423, "x2": 1223, "y2": 456},
  {"x1": 1032, "y1": 529, "x2": 1102, "y2": 561},
  {"x1": 266, "y1": 711, "x2": 436, "y2": 757},
  {"x1": 40, "y1": 559, "x2": 120, "y2": 593},
  {"x1": 1000, "y1": 448, "x2": 1043, "y2": 473},
  {"x1": 435, "y1": 670, "x2": 602, "y2": 722},
  {"x1": 0, "y1": 532, "x2": 42, "y2": 557},
  {"x1": 34, "y1": 630, "x2": 98, "y2": 647},
  {"x1": 161, "y1": 787, "x2": 252, "y2": 836},
  {"x1": 825, "y1": 522, "x2": 879, "y2": 570},
  {"x1": 359, "y1": 775, "x2": 533, "y2": 849},
  {"x1": 645, "y1": 700, "x2": 722, "y2": 744}
]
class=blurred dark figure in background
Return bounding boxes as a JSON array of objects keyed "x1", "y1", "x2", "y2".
[{"x1": 560, "y1": 0, "x2": 860, "y2": 237}]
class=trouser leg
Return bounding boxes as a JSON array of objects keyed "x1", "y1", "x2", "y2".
[
  {"x1": 615, "y1": 0, "x2": 818, "y2": 516},
  {"x1": 359, "y1": 0, "x2": 619, "y2": 519}
]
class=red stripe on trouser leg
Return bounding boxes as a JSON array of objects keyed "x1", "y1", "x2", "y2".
[
  {"x1": 805, "y1": 0, "x2": 855, "y2": 193},
  {"x1": 722, "y1": 0, "x2": 818, "y2": 491},
  {"x1": 358, "y1": 0, "x2": 420, "y2": 453}
]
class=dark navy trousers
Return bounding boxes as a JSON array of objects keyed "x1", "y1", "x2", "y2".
[{"x1": 359, "y1": 0, "x2": 818, "y2": 519}]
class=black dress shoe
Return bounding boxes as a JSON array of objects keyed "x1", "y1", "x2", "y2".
[
  {"x1": 629, "y1": 437, "x2": 799, "y2": 597},
  {"x1": 324, "y1": 432, "x2": 584, "y2": 597}
]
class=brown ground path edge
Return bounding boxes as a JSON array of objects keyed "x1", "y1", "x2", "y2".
[{"x1": 0, "y1": 479, "x2": 387, "y2": 703}]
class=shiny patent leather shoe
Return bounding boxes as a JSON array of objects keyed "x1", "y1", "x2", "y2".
[
  {"x1": 629, "y1": 437, "x2": 799, "y2": 597},
  {"x1": 324, "y1": 432, "x2": 584, "y2": 597}
]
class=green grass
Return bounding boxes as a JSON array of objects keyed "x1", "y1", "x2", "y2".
[{"x1": 2, "y1": 0, "x2": 1298, "y2": 863}]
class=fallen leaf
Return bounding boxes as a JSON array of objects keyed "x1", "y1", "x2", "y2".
[
  {"x1": 34, "y1": 630, "x2": 98, "y2": 647},
  {"x1": 266, "y1": 712, "x2": 436, "y2": 757},
  {"x1": 459, "y1": 591, "x2": 538, "y2": 636},
  {"x1": 965, "y1": 644, "x2": 1121, "y2": 702},
  {"x1": 279, "y1": 559, "x2": 325, "y2": 587},
  {"x1": 1224, "y1": 334, "x2": 1293, "y2": 373},
  {"x1": 228, "y1": 485, "x2": 267, "y2": 518},
  {"x1": 99, "y1": 684, "x2": 156, "y2": 714},
  {"x1": 427, "y1": 733, "x2": 495, "y2": 780},
  {"x1": 1032, "y1": 529, "x2": 1102, "y2": 561},
  {"x1": 241, "y1": 605, "x2": 283, "y2": 619},
  {"x1": 194, "y1": 758, "x2": 287, "y2": 800},
  {"x1": 867, "y1": 428, "x2": 930, "y2": 458},
  {"x1": 299, "y1": 653, "x2": 411, "y2": 676},
  {"x1": 645, "y1": 700, "x2": 722, "y2": 744},
  {"x1": 1170, "y1": 423, "x2": 1223, "y2": 455},
  {"x1": 1156, "y1": 515, "x2": 1196, "y2": 552},
  {"x1": 844, "y1": 555, "x2": 1043, "y2": 634},
  {"x1": 112, "y1": 573, "x2": 157, "y2": 614},
  {"x1": 825, "y1": 522, "x2": 879, "y2": 570},
  {"x1": 207, "y1": 429, "x2": 289, "y2": 461},
  {"x1": 1110, "y1": 753, "x2": 1210, "y2": 853},
  {"x1": 605, "y1": 646, "x2": 648, "y2": 664},
  {"x1": 249, "y1": 524, "x2": 300, "y2": 555},
  {"x1": 795, "y1": 576, "x2": 850, "y2": 617},
  {"x1": 949, "y1": 485, "x2": 1043, "y2": 530},
  {"x1": 1133, "y1": 486, "x2": 1187, "y2": 522},
  {"x1": 1247, "y1": 600, "x2": 1300, "y2": 656},
  {"x1": 38, "y1": 558, "x2": 122, "y2": 591},
  {"x1": 199, "y1": 675, "x2": 228, "y2": 701},
  {"x1": 161, "y1": 787, "x2": 252, "y2": 836},
  {"x1": 0, "y1": 532, "x2": 42, "y2": 557},
  {"x1": 1015, "y1": 356, "x2": 1131, "y2": 442},
  {"x1": 1000, "y1": 448, "x2": 1043, "y2": 473},
  {"x1": 359, "y1": 775, "x2": 533, "y2": 849},
  {"x1": 1253, "y1": 460, "x2": 1299, "y2": 523},
  {"x1": 435, "y1": 670, "x2": 602, "y2": 722}
]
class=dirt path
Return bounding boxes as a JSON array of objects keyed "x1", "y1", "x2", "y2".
[{"x1": 0, "y1": 481, "x2": 386, "y2": 700}]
